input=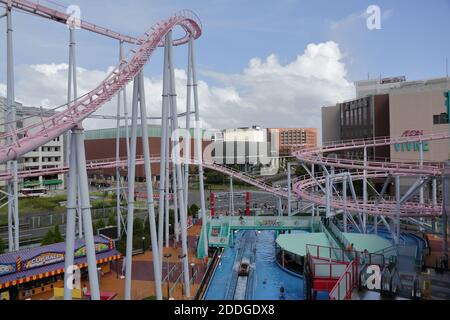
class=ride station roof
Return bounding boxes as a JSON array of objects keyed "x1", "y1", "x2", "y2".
[{"x1": 276, "y1": 233, "x2": 331, "y2": 256}]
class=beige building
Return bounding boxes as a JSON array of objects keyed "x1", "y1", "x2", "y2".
[{"x1": 389, "y1": 78, "x2": 450, "y2": 164}]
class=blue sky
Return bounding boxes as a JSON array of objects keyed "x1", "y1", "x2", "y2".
[
  {"x1": 4, "y1": 0, "x2": 450, "y2": 81},
  {"x1": 0, "y1": 0, "x2": 449, "y2": 137}
]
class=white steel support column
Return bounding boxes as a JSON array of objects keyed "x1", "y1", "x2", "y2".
[
  {"x1": 69, "y1": 28, "x2": 83, "y2": 240},
  {"x1": 230, "y1": 176, "x2": 234, "y2": 216},
  {"x1": 287, "y1": 162, "x2": 292, "y2": 216},
  {"x1": 173, "y1": 160, "x2": 179, "y2": 243},
  {"x1": 170, "y1": 102, "x2": 180, "y2": 243},
  {"x1": 6, "y1": 7, "x2": 18, "y2": 252},
  {"x1": 363, "y1": 147, "x2": 368, "y2": 233},
  {"x1": 190, "y1": 36, "x2": 208, "y2": 257},
  {"x1": 115, "y1": 41, "x2": 124, "y2": 239},
  {"x1": 443, "y1": 161, "x2": 450, "y2": 254},
  {"x1": 164, "y1": 133, "x2": 170, "y2": 248},
  {"x1": 124, "y1": 76, "x2": 139, "y2": 300},
  {"x1": 167, "y1": 30, "x2": 190, "y2": 297},
  {"x1": 278, "y1": 197, "x2": 283, "y2": 216},
  {"x1": 184, "y1": 38, "x2": 193, "y2": 212},
  {"x1": 419, "y1": 140, "x2": 424, "y2": 231},
  {"x1": 158, "y1": 35, "x2": 170, "y2": 272},
  {"x1": 343, "y1": 176, "x2": 347, "y2": 233},
  {"x1": 73, "y1": 126, "x2": 100, "y2": 300},
  {"x1": 311, "y1": 164, "x2": 316, "y2": 217},
  {"x1": 432, "y1": 178, "x2": 437, "y2": 233},
  {"x1": 395, "y1": 176, "x2": 401, "y2": 246},
  {"x1": 137, "y1": 71, "x2": 163, "y2": 300},
  {"x1": 6, "y1": 4, "x2": 19, "y2": 251},
  {"x1": 63, "y1": 132, "x2": 78, "y2": 300},
  {"x1": 325, "y1": 173, "x2": 331, "y2": 218}
]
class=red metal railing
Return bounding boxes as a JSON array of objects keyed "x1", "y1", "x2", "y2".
[{"x1": 329, "y1": 260, "x2": 357, "y2": 300}]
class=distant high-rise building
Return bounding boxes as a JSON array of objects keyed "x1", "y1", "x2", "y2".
[{"x1": 268, "y1": 128, "x2": 318, "y2": 156}]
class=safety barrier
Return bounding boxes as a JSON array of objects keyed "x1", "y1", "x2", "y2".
[
  {"x1": 311, "y1": 260, "x2": 349, "y2": 279},
  {"x1": 306, "y1": 244, "x2": 347, "y2": 262},
  {"x1": 329, "y1": 221, "x2": 386, "y2": 267},
  {"x1": 329, "y1": 260, "x2": 357, "y2": 300}
]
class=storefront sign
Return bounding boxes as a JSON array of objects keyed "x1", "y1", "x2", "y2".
[
  {"x1": 394, "y1": 130, "x2": 430, "y2": 153},
  {"x1": 24, "y1": 252, "x2": 64, "y2": 270},
  {"x1": 0, "y1": 264, "x2": 16, "y2": 276},
  {"x1": 74, "y1": 243, "x2": 110, "y2": 258}
]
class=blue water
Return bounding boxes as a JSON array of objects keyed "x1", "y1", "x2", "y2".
[{"x1": 204, "y1": 230, "x2": 304, "y2": 300}]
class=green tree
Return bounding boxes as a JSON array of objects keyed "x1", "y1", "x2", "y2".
[
  {"x1": 189, "y1": 204, "x2": 200, "y2": 217},
  {"x1": 295, "y1": 165, "x2": 307, "y2": 177},
  {"x1": 133, "y1": 217, "x2": 144, "y2": 237},
  {"x1": 108, "y1": 213, "x2": 117, "y2": 226},
  {"x1": 93, "y1": 219, "x2": 106, "y2": 235},
  {"x1": 41, "y1": 229, "x2": 55, "y2": 246},
  {"x1": 0, "y1": 237, "x2": 6, "y2": 254},
  {"x1": 53, "y1": 225, "x2": 64, "y2": 243}
]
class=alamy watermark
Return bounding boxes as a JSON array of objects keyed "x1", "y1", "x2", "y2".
[
  {"x1": 65, "y1": 264, "x2": 81, "y2": 290},
  {"x1": 364, "y1": 265, "x2": 381, "y2": 290},
  {"x1": 366, "y1": 5, "x2": 382, "y2": 30}
]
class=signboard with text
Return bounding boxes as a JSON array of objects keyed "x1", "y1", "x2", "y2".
[{"x1": 394, "y1": 130, "x2": 429, "y2": 153}]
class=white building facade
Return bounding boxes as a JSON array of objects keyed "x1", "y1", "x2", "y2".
[{"x1": 0, "y1": 99, "x2": 66, "y2": 192}]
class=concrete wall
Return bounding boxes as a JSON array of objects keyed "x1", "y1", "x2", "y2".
[
  {"x1": 389, "y1": 89, "x2": 450, "y2": 163},
  {"x1": 321, "y1": 105, "x2": 340, "y2": 144}
]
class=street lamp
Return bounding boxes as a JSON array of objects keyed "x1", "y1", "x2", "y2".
[
  {"x1": 164, "y1": 253, "x2": 172, "y2": 300},
  {"x1": 141, "y1": 236, "x2": 146, "y2": 252},
  {"x1": 190, "y1": 262, "x2": 196, "y2": 281},
  {"x1": 178, "y1": 254, "x2": 187, "y2": 296}
]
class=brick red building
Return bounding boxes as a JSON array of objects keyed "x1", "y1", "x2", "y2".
[{"x1": 84, "y1": 126, "x2": 211, "y2": 181}]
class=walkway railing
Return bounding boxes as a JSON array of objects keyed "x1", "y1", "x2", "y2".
[
  {"x1": 306, "y1": 244, "x2": 347, "y2": 262},
  {"x1": 328, "y1": 221, "x2": 386, "y2": 267},
  {"x1": 311, "y1": 260, "x2": 349, "y2": 279},
  {"x1": 329, "y1": 260, "x2": 357, "y2": 300}
]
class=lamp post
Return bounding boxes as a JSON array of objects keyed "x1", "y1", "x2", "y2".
[
  {"x1": 190, "y1": 262, "x2": 196, "y2": 282},
  {"x1": 141, "y1": 236, "x2": 146, "y2": 252},
  {"x1": 178, "y1": 254, "x2": 186, "y2": 297},
  {"x1": 164, "y1": 253, "x2": 172, "y2": 300}
]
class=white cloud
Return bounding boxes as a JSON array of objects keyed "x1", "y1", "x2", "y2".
[{"x1": 2, "y1": 41, "x2": 354, "y2": 144}]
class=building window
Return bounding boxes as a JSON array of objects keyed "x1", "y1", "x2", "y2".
[{"x1": 433, "y1": 113, "x2": 449, "y2": 125}]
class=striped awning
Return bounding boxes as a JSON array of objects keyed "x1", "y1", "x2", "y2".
[{"x1": 0, "y1": 251, "x2": 121, "y2": 289}]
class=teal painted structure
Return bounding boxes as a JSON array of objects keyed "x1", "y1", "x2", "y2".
[{"x1": 196, "y1": 216, "x2": 321, "y2": 259}]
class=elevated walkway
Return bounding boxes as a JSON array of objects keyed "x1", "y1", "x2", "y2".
[{"x1": 197, "y1": 216, "x2": 321, "y2": 258}]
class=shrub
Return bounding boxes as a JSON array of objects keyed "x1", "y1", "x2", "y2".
[
  {"x1": 41, "y1": 229, "x2": 55, "y2": 246},
  {"x1": 0, "y1": 237, "x2": 5, "y2": 254}
]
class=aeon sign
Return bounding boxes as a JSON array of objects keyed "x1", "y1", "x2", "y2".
[{"x1": 394, "y1": 130, "x2": 429, "y2": 153}]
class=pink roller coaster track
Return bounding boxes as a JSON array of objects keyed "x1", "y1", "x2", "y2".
[
  {"x1": 292, "y1": 132, "x2": 450, "y2": 218},
  {"x1": 0, "y1": 2, "x2": 201, "y2": 162},
  {"x1": 0, "y1": 0, "x2": 446, "y2": 220}
]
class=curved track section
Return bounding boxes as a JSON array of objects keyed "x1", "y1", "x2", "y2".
[
  {"x1": 293, "y1": 171, "x2": 441, "y2": 217},
  {"x1": 0, "y1": 9, "x2": 201, "y2": 163},
  {"x1": 293, "y1": 132, "x2": 448, "y2": 175},
  {"x1": 293, "y1": 133, "x2": 449, "y2": 218}
]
